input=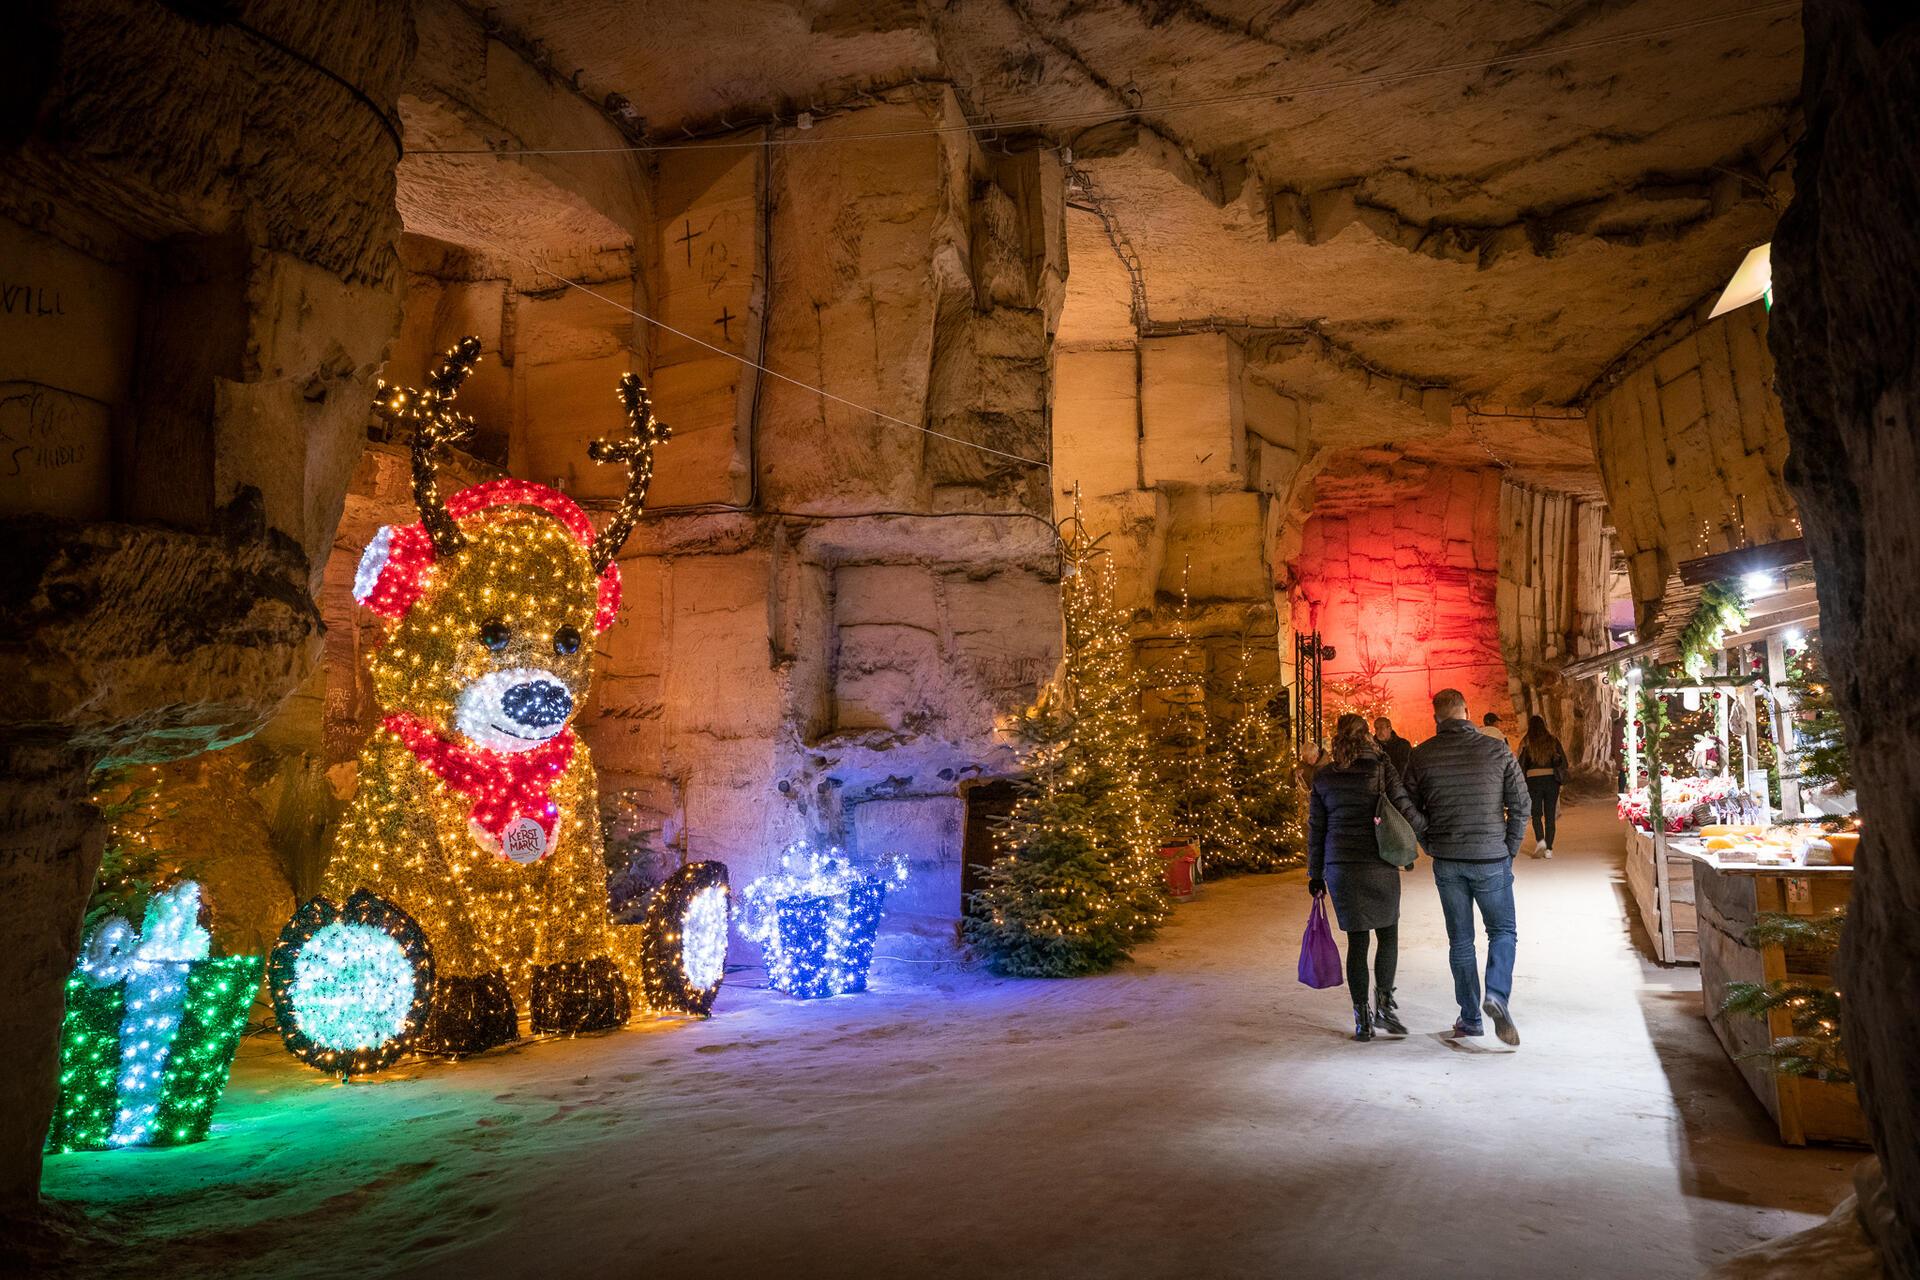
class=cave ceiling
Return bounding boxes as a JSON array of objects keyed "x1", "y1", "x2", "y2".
[{"x1": 467, "y1": 0, "x2": 1801, "y2": 487}]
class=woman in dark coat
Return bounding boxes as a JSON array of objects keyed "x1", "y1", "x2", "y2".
[
  {"x1": 1308, "y1": 713, "x2": 1427, "y2": 1041},
  {"x1": 1518, "y1": 714, "x2": 1570, "y2": 858}
]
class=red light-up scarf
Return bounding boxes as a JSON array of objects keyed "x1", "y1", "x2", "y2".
[{"x1": 386, "y1": 713, "x2": 574, "y2": 860}]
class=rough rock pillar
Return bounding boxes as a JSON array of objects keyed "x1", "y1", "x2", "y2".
[
  {"x1": 0, "y1": 1, "x2": 410, "y2": 1208},
  {"x1": 1770, "y1": 3, "x2": 1920, "y2": 1270}
]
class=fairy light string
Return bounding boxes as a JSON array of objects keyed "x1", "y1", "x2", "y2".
[{"x1": 275, "y1": 340, "x2": 726, "y2": 1072}]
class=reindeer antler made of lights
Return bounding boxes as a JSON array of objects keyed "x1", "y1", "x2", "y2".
[
  {"x1": 588, "y1": 373, "x2": 673, "y2": 574},
  {"x1": 374, "y1": 336, "x2": 484, "y2": 555}
]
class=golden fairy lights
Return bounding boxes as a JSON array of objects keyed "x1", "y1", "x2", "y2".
[
  {"x1": 326, "y1": 501, "x2": 627, "y2": 1051},
  {"x1": 375, "y1": 336, "x2": 484, "y2": 556},
  {"x1": 588, "y1": 373, "x2": 673, "y2": 575},
  {"x1": 966, "y1": 503, "x2": 1170, "y2": 974},
  {"x1": 277, "y1": 339, "x2": 699, "y2": 1071}
]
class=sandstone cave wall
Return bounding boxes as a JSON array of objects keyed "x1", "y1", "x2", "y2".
[
  {"x1": 0, "y1": 0, "x2": 413, "y2": 1207},
  {"x1": 1771, "y1": 4, "x2": 1920, "y2": 1267},
  {"x1": 1585, "y1": 302, "x2": 1800, "y2": 624},
  {"x1": 1495, "y1": 483, "x2": 1615, "y2": 769},
  {"x1": 579, "y1": 93, "x2": 1066, "y2": 922},
  {"x1": 283, "y1": 88, "x2": 1068, "y2": 926},
  {"x1": 1052, "y1": 332, "x2": 1283, "y2": 708}
]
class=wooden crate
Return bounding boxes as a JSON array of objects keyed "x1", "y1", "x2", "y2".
[
  {"x1": 1624, "y1": 826, "x2": 1698, "y2": 963},
  {"x1": 1692, "y1": 858, "x2": 1868, "y2": 1146}
]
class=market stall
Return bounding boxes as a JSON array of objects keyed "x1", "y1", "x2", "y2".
[
  {"x1": 1566, "y1": 537, "x2": 1867, "y2": 1146},
  {"x1": 1683, "y1": 833, "x2": 1865, "y2": 1145},
  {"x1": 1614, "y1": 671, "x2": 1769, "y2": 963},
  {"x1": 1571, "y1": 539, "x2": 1834, "y2": 965}
]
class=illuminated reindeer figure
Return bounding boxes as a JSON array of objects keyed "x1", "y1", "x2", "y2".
[{"x1": 270, "y1": 340, "x2": 730, "y2": 1075}]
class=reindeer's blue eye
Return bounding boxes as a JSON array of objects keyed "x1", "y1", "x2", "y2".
[
  {"x1": 553, "y1": 625, "x2": 582, "y2": 656},
  {"x1": 479, "y1": 620, "x2": 510, "y2": 652}
]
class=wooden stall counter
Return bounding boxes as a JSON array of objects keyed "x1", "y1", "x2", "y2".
[
  {"x1": 1687, "y1": 850, "x2": 1868, "y2": 1146},
  {"x1": 1624, "y1": 825, "x2": 1698, "y2": 963}
]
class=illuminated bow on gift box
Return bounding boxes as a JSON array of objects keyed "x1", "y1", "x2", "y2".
[{"x1": 78, "y1": 882, "x2": 212, "y2": 1147}]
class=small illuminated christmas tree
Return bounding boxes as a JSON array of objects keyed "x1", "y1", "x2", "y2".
[
  {"x1": 1722, "y1": 909, "x2": 1850, "y2": 1083},
  {"x1": 1784, "y1": 636, "x2": 1852, "y2": 795},
  {"x1": 1147, "y1": 564, "x2": 1244, "y2": 872},
  {"x1": 86, "y1": 767, "x2": 183, "y2": 938},
  {"x1": 967, "y1": 503, "x2": 1168, "y2": 975},
  {"x1": 1217, "y1": 653, "x2": 1304, "y2": 872}
]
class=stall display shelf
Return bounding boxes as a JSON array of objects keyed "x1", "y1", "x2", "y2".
[{"x1": 1688, "y1": 849, "x2": 1865, "y2": 1147}]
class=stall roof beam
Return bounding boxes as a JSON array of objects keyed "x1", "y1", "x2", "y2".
[{"x1": 1676, "y1": 537, "x2": 1809, "y2": 586}]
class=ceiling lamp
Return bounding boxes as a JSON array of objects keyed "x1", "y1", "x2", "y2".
[{"x1": 1710, "y1": 243, "x2": 1772, "y2": 319}]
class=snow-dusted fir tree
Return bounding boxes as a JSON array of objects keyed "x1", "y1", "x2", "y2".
[{"x1": 967, "y1": 504, "x2": 1169, "y2": 976}]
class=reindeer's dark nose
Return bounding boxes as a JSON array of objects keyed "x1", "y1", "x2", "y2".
[{"x1": 501, "y1": 679, "x2": 572, "y2": 729}]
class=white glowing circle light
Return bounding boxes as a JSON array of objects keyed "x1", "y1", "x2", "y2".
[
  {"x1": 290, "y1": 922, "x2": 418, "y2": 1051},
  {"x1": 680, "y1": 885, "x2": 729, "y2": 990},
  {"x1": 353, "y1": 525, "x2": 397, "y2": 605}
]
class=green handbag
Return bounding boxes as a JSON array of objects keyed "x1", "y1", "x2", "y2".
[{"x1": 1374, "y1": 767, "x2": 1419, "y2": 868}]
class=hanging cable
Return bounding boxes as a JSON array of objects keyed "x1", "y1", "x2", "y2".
[
  {"x1": 522, "y1": 262, "x2": 1050, "y2": 469},
  {"x1": 415, "y1": 2, "x2": 1798, "y2": 160},
  {"x1": 154, "y1": 2, "x2": 407, "y2": 157}
]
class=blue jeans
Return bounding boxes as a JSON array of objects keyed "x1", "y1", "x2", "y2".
[{"x1": 1432, "y1": 858, "x2": 1516, "y2": 1026}]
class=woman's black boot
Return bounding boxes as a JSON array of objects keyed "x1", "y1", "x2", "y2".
[
  {"x1": 1373, "y1": 988, "x2": 1408, "y2": 1036},
  {"x1": 1352, "y1": 1003, "x2": 1375, "y2": 1041}
]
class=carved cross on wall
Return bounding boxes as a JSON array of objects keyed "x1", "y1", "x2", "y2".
[
  {"x1": 674, "y1": 219, "x2": 703, "y2": 267},
  {"x1": 714, "y1": 306, "x2": 736, "y2": 342}
]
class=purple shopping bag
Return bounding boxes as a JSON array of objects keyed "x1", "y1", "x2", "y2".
[{"x1": 1297, "y1": 892, "x2": 1343, "y2": 989}]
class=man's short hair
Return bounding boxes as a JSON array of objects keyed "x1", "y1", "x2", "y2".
[
  {"x1": 1433, "y1": 688, "x2": 1467, "y2": 720},
  {"x1": 1483, "y1": 712, "x2": 1500, "y2": 726}
]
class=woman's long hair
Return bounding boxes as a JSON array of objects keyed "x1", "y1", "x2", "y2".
[
  {"x1": 1330, "y1": 713, "x2": 1375, "y2": 770},
  {"x1": 1523, "y1": 714, "x2": 1559, "y2": 765}
]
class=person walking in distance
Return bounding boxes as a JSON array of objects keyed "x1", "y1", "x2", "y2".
[
  {"x1": 1518, "y1": 714, "x2": 1570, "y2": 859},
  {"x1": 1373, "y1": 716, "x2": 1413, "y2": 775},
  {"x1": 1308, "y1": 714, "x2": 1427, "y2": 1042},
  {"x1": 1478, "y1": 711, "x2": 1509, "y2": 747},
  {"x1": 1405, "y1": 690, "x2": 1530, "y2": 1045}
]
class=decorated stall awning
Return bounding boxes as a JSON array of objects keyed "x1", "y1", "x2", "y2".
[{"x1": 1561, "y1": 538, "x2": 1818, "y2": 679}]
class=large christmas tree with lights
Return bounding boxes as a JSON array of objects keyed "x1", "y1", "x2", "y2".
[{"x1": 967, "y1": 511, "x2": 1169, "y2": 975}]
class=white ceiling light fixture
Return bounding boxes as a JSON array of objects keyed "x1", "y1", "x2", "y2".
[{"x1": 1710, "y1": 243, "x2": 1773, "y2": 319}]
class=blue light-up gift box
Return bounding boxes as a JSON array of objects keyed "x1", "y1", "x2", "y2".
[{"x1": 738, "y1": 845, "x2": 905, "y2": 999}]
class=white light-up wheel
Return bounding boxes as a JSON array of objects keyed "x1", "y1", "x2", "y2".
[
  {"x1": 639, "y1": 862, "x2": 731, "y2": 1016},
  {"x1": 270, "y1": 890, "x2": 434, "y2": 1077}
]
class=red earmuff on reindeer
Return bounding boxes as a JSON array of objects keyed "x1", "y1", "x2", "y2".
[{"x1": 269, "y1": 339, "x2": 732, "y2": 1076}]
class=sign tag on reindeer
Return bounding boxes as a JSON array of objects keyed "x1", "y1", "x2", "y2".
[{"x1": 499, "y1": 816, "x2": 550, "y2": 864}]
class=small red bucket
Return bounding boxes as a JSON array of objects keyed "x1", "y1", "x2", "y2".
[{"x1": 1157, "y1": 843, "x2": 1200, "y2": 901}]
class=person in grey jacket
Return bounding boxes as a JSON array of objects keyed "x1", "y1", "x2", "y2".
[{"x1": 1405, "y1": 689, "x2": 1531, "y2": 1045}]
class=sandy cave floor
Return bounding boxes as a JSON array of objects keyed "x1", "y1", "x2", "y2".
[{"x1": 37, "y1": 800, "x2": 1854, "y2": 1280}]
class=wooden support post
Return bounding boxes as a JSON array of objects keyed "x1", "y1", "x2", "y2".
[{"x1": 1765, "y1": 636, "x2": 1802, "y2": 819}]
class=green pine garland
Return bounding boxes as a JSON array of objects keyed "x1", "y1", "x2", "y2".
[
  {"x1": 1720, "y1": 909, "x2": 1850, "y2": 1084},
  {"x1": 1677, "y1": 580, "x2": 1749, "y2": 678}
]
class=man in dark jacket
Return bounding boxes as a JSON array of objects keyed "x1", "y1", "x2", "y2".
[
  {"x1": 1373, "y1": 716, "x2": 1413, "y2": 774},
  {"x1": 1406, "y1": 689, "x2": 1531, "y2": 1045}
]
